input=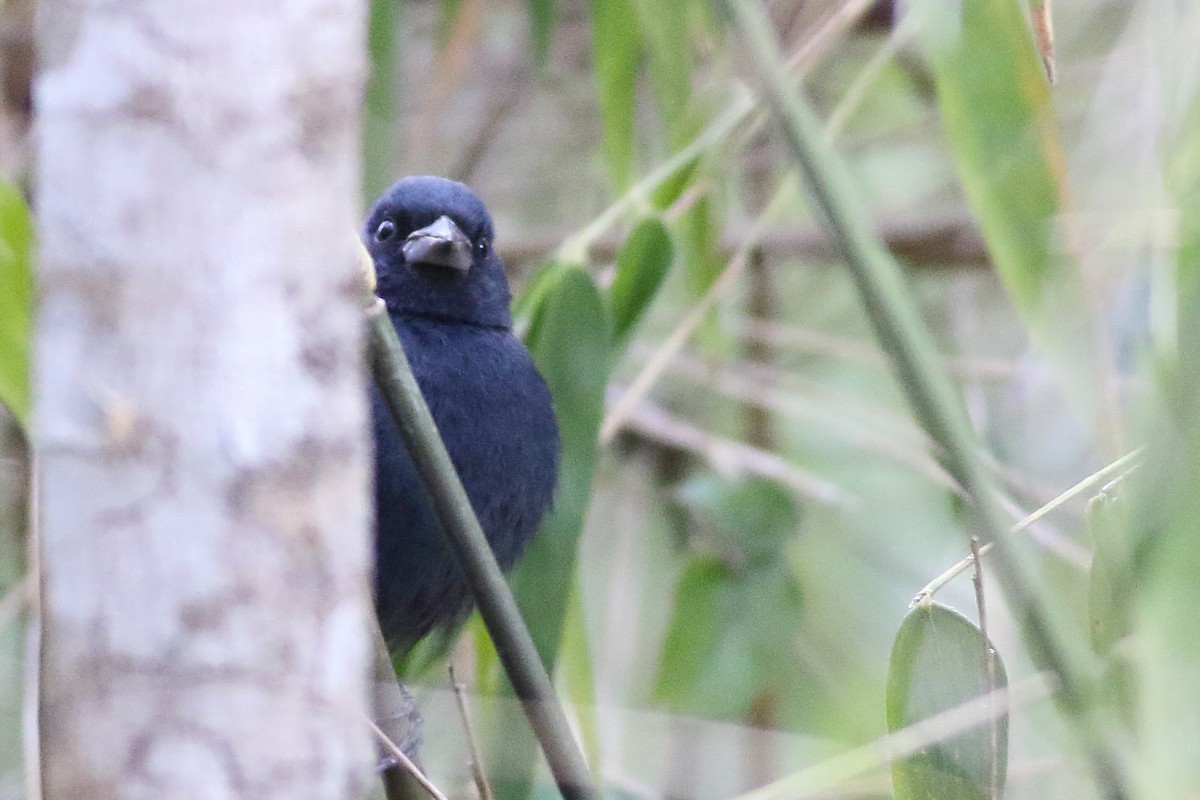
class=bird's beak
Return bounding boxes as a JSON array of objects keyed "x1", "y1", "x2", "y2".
[{"x1": 402, "y1": 215, "x2": 473, "y2": 273}]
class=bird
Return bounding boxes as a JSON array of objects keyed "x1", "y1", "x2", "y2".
[{"x1": 364, "y1": 175, "x2": 560, "y2": 656}]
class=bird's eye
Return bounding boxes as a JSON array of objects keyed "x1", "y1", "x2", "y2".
[
  {"x1": 476, "y1": 237, "x2": 490, "y2": 256},
  {"x1": 375, "y1": 220, "x2": 397, "y2": 242}
]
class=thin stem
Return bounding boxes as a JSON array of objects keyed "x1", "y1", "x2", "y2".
[
  {"x1": 449, "y1": 661, "x2": 495, "y2": 800},
  {"x1": 369, "y1": 718, "x2": 451, "y2": 800},
  {"x1": 365, "y1": 300, "x2": 597, "y2": 800},
  {"x1": 912, "y1": 448, "x2": 1143, "y2": 605},
  {"x1": 971, "y1": 538, "x2": 999, "y2": 800}
]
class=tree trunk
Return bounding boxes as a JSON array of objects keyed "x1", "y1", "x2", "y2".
[{"x1": 34, "y1": 3, "x2": 371, "y2": 798}]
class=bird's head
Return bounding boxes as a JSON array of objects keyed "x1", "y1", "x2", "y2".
[{"x1": 364, "y1": 176, "x2": 512, "y2": 328}]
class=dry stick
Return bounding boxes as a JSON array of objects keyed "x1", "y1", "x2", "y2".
[
  {"x1": 736, "y1": 673, "x2": 1054, "y2": 800},
  {"x1": 723, "y1": 1, "x2": 1128, "y2": 795},
  {"x1": 912, "y1": 448, "x2": 1143, "y2": 605},
  {"x1": 615, "y1": 387, "x2": 854, "y2": 506},
  {"x1": 370, "y1": 718, "x2": 452, "y2": 800},
  {"x1": 365, "y1": 299, "x2": 597, "y2": 800},
  {"x1": 1031, "y1": 0, "x2": 1056, "y2": 84},
  {"x1": 449, "y1": 662, "x2": 496, "y2": 800},
  {"x1": 502, "y1": 211, "x2": 988, "y2": 274},
  {"x1": 451, "y1": 69, "x2": 527, "y2": 185},
  {"x1": 971, "y1": 538, "x2": 1000, "y2": 800}
]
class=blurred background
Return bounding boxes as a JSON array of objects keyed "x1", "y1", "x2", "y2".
[{"x1": 4, "y1": 0, "x2": 1199, "y2": 798}]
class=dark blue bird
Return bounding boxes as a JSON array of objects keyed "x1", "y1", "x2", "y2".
[{"x1": 365, "y1": 176, "x2": 560, "y2": 654}]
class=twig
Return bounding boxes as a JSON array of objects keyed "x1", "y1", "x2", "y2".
[
  {"x1": 824, "y1": 13, "x2": 916, "y2": 139},
  {"x1": 911, "y1": 448, "x2": 1143, "y2": 605},
  {"x1": 971, "y1": 538, "x2": 1000, "y2": 800},
  {"x1": 369, "y1": 718, "x2": 451, "y2": 800},
  {"x1": 735, "y1": 673, "x2": 1053, "y2": 800},
  {"x1": 451, "y1": 70, "x2": 527, "y2": 185},
  {"x1": 731, "y1": 317, "x2": 1017, "y2": 381},
  {"x1": 615, "y1": 387, "x2": 854, "y2": 507},
  {"x1": 449, "y1": 661, "x2": 495, "y2": 800},
  {"x1": 500, "y1": 211, "x2": 988, "y2": 274},
  {"x1": 639, "y1": 346, "x2": 954, "y2": 490}
]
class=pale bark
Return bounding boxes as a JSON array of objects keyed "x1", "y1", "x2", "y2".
[{"x1": 34, "y1": 2, "x2": 371, "y2": 798}]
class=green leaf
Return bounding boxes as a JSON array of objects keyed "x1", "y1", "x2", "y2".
[
  {"x1": 678, "y1": 192, "x2": 722, "y2": 297},
  {"x1": 608, "y1": 217, "x2": 673, "y2": 347},
  {"x1": 654, "y1": 476, "x2": 804, "y2": 720},
  {"x1": 512, "y1": 259, "x2": 575, "y2": 338},
  {"x1": 649, "y1": 152, "x2": 701, "y2": 210},
  {"x1": 1086, "y1": 488, "x2": 1136, "y2": 723},
  {"x1": 652, "y1": 556, "x2": 756, "y2": 717},
  {"x1": 1169, "y1": 92, "x2": 1200, "y2": 350},
  {"x1": 676, "y1": 474, "x2": 798, "y2": 566},
  {"x1": 0, "y1": 181, "x2": 33, "y2": 427},
  {"x1": 1087, "y1": 490, "x2": 1132, "y2": 656},
  {"x1": 511, "y1": 267, "x2": 610, "y2": 666},
  {"x1": 887, "y1": 602, "x2": 1008, "y2": 800},
  {"x1": 633, "y1": 0, "x2": 692, "y2": 141},
  {"x1": 362, "y1": 0, "x2": 401, "y2": 203},
  {"x1": 1132, "y1": 310, "x2": 1200, "y2": 795},
  {"x1": 590, "y1": 0, "x2": 642, "y2": 190},
  {"x1": 914, "y1": 0, "x2": 1109, "y2": 422},
  {"x1": 529, "y1": 0, "x2": 553, "y2": 68},
  {"x1": 488, "y1": 268, "x2": 610, "y2": 800}
]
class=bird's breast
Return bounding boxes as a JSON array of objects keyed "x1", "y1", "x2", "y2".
[{"x1": 393, "y1": 318, "x2": 560, "y2": 559}]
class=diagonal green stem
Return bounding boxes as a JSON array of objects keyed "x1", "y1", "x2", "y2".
[
  {"x1": 721, "y1": 0, "x2": 1127, "y2": 795},
  {"x1": 365, "y1": 299, "x2": 597, "y2": 800}
]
